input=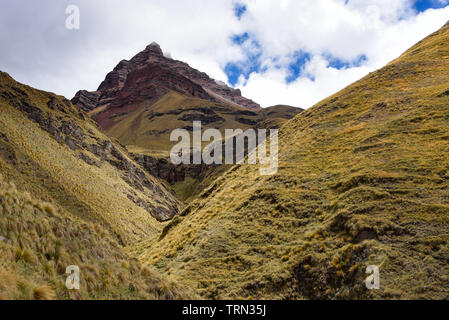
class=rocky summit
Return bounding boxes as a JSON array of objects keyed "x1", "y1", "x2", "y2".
[{"x1": 72, "y1": 42, "x2": 261, "y2": 125}]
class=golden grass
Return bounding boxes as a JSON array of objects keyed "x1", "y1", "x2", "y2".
[
  {"x1": 0, "y1": 173, "x2": 194, "y2": 300},
  {"x1": 0, "y1": 71, "x2": 179, "y2": 245},
  {"x1": 136, "y1": 21, "x2": 449, "y2": 300},
  {"x1": 0, "y1": 73, "x2": 192, "y2": 300},
  {"x1": 105, "y1": 91, "x2": 299, "y2": 154},
  {"x1": 33, "y1": 286, "x2": 56, "y2": 300}
]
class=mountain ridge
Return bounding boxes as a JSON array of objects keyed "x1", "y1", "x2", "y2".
[
  {"x1": 136, "y1": 20, "x2": 449, "y2": 299},
  {"x1": 72, "y1": 42, "x2": 261, "y2": 115},
  {"x1": 72, "y1": 43, "x2": 302, "y2": 204}
]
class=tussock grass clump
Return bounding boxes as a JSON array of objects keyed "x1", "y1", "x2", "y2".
[
  {"x1": 0, "y1": 173, "x2": 194, "y2": 300},
  {"x1": 33, "y1": 286, "x2": 55, "y2": 300},
  {"x1": 41, "y1": 203, "x2": 57, "y2": 216}
]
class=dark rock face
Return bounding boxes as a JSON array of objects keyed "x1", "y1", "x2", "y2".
[
  {"x1": 0, "y1": 133, "x2": 17, "y2": 166},
  {"x1": 437, "y1": 89, "x2": 449, "y2": 97},
  {"x1": 235, "y1": 117, "x2": 258, "y2": 126},
  {"x1": 133, "y1": 154, "x2": 208, "y2": 184},
  {"x1": 112, "y1": 64, "x2": 214, "y2": 108},
  {"x1": 93, "y1": 63, "x2": 217, "y2": 130},
  {"x1": 178, "y1": 112, "x2": 225, "y2": 125},
  {"x1": 72, "y1": 42, "x2": 261, "y2": 123},
  {"x1": 71, "y1": 90, "x2": 101, "y2": 112}
]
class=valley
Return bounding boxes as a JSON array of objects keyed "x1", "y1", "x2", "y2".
[
  {"x1": 137, "y1": 21, "x2": 449, "y2": 299},
  {"x1": 73, "y1": 44, "x2": 301, "y2": 203},
  {"x1": 1, "y1": 20, "x2": 449, "y2": 300}
]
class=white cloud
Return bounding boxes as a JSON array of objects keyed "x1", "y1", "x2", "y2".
[
  {"x1": 233, "y1": 0, "x2": 449, "y2": 107},
  {"x1": 0, "y1": 0, "x2": 448, "y2": 108},
  {"x1": 240, "y1": 56, "x2": 372, "y2": 107},
  {"x1": 0, "y1": 0, "x2": 244, "y2": 96}
]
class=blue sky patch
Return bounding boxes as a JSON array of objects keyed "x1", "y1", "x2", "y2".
[
  {"x1": 231, "y1": 32, "x2": 250, "y2": 45},
  {"x1": 344, "y1": 0, "x2": 449, "y2": 13},
  {"x1": 225, "y1": 32, "x2": 266, "y2": 86},
  {"x1": 324, "y1": 53, "x2": 368, "y2": 70},
  {"x1": 225, "y1": 57, "x2": 263, "y2": 86},
  {"x1": 413, "y1": 0, "x2": 449, "y2": 13},
  {"x1": 234, "y1": 3, "x2": 247, "y2": 20},
  {"x1": 225, "y1": 63, "x2": 248, "y2": 86},
  {"x1": 286, "y1": 51, "x2": 312, "y2": 83}
]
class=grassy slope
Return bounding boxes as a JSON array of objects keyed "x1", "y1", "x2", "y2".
[
  {"x1": 0, "y1": 174, "x2": 192, "y2": 299},
  {"x1": 104, "y1": 91, "x2": 300, "y2": 154},
  {"x1": 138, "y1": 22, "x2": 449, "y2": 299},
  {"x1": 257, "y1": 105, "x2": 303, "y2": 130},
  {"x1": 103, "y1": 92, "x2": 300, "y2": 204},
  {"x1": 104, "y1": 92, "x2": 253, "y2": 153},
  {"x1": 0, "y1": 71, "x2": 180, "y2": 242},
  {"x1": 0, "y1": 72, "x2": 191, "y2": 299}
]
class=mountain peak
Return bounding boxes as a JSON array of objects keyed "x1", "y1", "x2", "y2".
[
  {"x1": 72, "y1": 43, "x2": 261, "y2": 113},
  {"x1": 145, "y1": 42, "x2": 163, "y2": 56}
]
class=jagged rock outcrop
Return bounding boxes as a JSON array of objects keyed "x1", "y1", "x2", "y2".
[
  {"x1": 71, "y1": 90, "x2": 101, "y2": 112},
  {"x1": 72, "y1": 42, "x2": 261, "y2": 122},
  {"x1": 133, "y1": 154, "x2": 212, "y2": 185}
]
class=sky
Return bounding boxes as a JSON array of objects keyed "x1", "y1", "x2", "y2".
[{"x1": 0, "y1": 1, "x2": 448, "y2": 108}]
